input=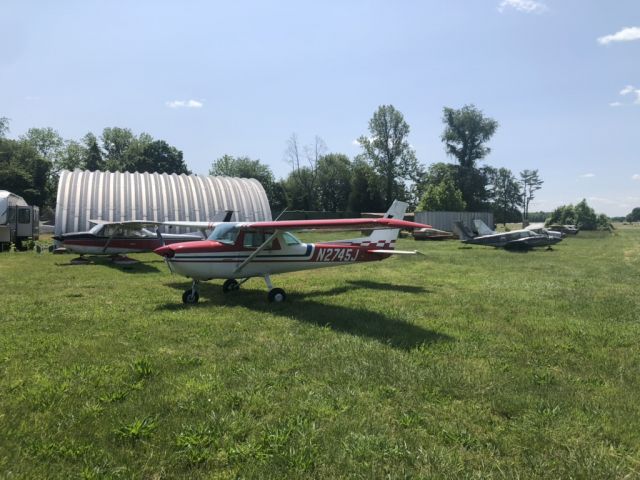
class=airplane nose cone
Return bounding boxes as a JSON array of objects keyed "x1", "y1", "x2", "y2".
[{"x1": 154, "y1": 245, "x2": 175, "y2": 258}]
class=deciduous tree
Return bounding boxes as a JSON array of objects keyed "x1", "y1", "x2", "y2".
[
  {"x1": 487, "y1": 167, "x2": 522, "y2": 224},
  {"x1": 441, "y1": 105, "x2": 498, "y2": 210},
  {"x1": 358, "y1": 105, "x2": 419, "y2": 205},
  {"x1": 520, "y1": 169, "x2": 543, "y2": 225},
  {"x1": 316, "y1": 153, "x2": 351, "y2": 211}
]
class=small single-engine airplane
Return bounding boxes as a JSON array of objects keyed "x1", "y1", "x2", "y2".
[
  {"x1": 453, "y1": 220, "x2": 562, "y2": 250},
  {"x1": 52, "y1": 211, "x2": 234, "y2": 260},
  {"x1": 154, "y1": 201, "x2": 430, "y2": 303}
]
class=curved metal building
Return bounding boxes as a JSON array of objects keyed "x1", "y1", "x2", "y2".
[{"x1": 55, "y1": 170, "x2": 272, "y2": 235}]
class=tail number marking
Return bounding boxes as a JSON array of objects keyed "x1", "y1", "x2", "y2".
[{"x1": 316, "y1": 248, "x2": 359, "y2": 262}]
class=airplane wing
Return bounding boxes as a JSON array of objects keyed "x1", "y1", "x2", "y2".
[
  {"x1": 89, "y1": 209, "x2": 234, "y2": 232},
  {"x1": 234, "y1": 218, "x2": 430, "y2": 232}
]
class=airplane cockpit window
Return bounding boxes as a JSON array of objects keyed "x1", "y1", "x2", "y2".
[
  {"x1": 101, "y1": 225, "x2": 125, "y2": 237},
  {"x1": 243, "y1": 230, "x2": 275, "y2": 249},
  {"x1": 208, "y1": 223, "x2": 239, "y2": 245},
  {"x1": 89, "y1": 223, "x2": 104, "y2": 235},
  {"x1": 282, "y1": 232, "x2": 301, "y2": 246}
]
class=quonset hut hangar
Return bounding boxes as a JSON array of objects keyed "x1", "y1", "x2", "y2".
[{"x1": 54, "y1": 170, "x2": 272, "y2": 236}]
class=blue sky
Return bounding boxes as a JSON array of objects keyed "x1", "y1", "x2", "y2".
[{"x1": 1, "y1": 0, "x2": 639, "y2": 215}]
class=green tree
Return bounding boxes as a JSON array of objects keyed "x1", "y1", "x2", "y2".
[
  {"x1": 347, "y1": 157, "x2": 386, "y2": 213},
  {"x1": 283, "y1": 134, "x2": 324, "y2": 211},
  {"x1": 548, "y1": 204, "x2": 576, "y2": 226},
  {"x1": 316, "y1": 153, "x2": 351, "y2": 211},
  {"x1": 417, "y1": 177, "x2": 466, "y2": 211},
  {"x1": 209, "y1": 154, "x2": 278, "y2": 207},
  {"x1": 358, "y1": 105, "x2": 419, "y2": 205},
  {"x1": 0, "y1": 117, "x2": 9, "y2": 138},
  {"x1": 441, "y1": 104, "x2": 498, "y2": 210},
  {"x1": 57, "y1": 140, "x2": 87, "y2": 172},
  {"x1": 84, "y1": 133, "x2": 104, "y2": 171},
  {"x1": 136, "y1": 140, "x2": 190, "y2": 174},
  {"x1": 283, "y1": 167, "x2": 317, "y2": 211},
  {"x1": 626, "y1": 207, "x2": 640, "y2": 222},
  {"x1": 487, "y1": 167, "x2": 522, "y2": 225},
  {"x1": 0, "y1": 138, "x2": 50, "y2": 206},
  {"x1": 520, "y1": 169, "x2": 543, "y2": 225},
  {"x1": 573, "y1": 199, "x2": 597, "y2": 230},
  {"x1": 101, "y1": 127, "x2": 135, "y2": 171}
]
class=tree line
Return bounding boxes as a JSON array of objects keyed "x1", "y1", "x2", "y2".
[
  {"x1": 211, "y1": 104, "x2": 543, "y2": 223},
  {"x1": 1, "y1": 106, "x2": 623, "y2": 228},
  {"x1": 0, "y1": 117, "x2": 189, "y2": 215}
]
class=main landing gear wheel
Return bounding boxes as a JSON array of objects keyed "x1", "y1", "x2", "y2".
[
  {"x1": 182, "y1": 289, "x2": 199, "y2": 304},
  {"x1": 268, "y1": 288, "x2": 286, "y2": 303},
  {"x1": 222, "y1": 279, "x2": 240, "y2": 293}
]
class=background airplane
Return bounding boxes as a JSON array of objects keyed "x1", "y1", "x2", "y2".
[
  {"x1": 154, "y1": 201, "x2": 430, "y2": 303},
  {"x1": 453, "y1": 220, "x2": 562, "y2": 250},
  {"x1": 53, "y1": 211, "x2": 233, "y2": 261},
  {"x1": 473, "y1": 219, "x2": 564, "y2": 240}
]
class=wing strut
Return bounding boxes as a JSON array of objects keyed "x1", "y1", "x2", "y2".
[{"x1": 233, "y1": 230, "x2": 280, "y2": 275}]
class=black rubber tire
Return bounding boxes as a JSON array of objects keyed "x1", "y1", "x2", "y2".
[
  {"x1": 182, "y1": 289, "x2": 200, "y2": 304},
  {"x1": 222, "y1": 278, "x2": 240, "y2": 293},
  {"x1": 268, "y1": 288, "x2": 286, "y2": 303}
]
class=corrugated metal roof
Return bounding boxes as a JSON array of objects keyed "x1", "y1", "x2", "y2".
[{"x1": 54, "y1": 170, "x2": 272, "y2": 235}]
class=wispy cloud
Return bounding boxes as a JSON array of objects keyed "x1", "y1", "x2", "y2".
[
  {"x1": 633, "y1": 174, "x2": 640, "y2": 181},
  {"x1": 589, "y1": 196, "x2": 630, "y2": 209},
  {"x1": 580, "y1": 173, "x2": 595, "y2": 178},
  {"x1": 598, "y1": 26, "x2": 640, "y2": 45},
  {"x1": 498, "y1": 0, "x2": 548, "y2": 14},
  {"x1": 609, "y1": 85, "x2": 640, "y2": 106},
  {"x1": 165, "y1": 99, "x2": 203, "y2": 109}
]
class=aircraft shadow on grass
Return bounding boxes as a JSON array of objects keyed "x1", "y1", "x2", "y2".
[
  {"x1": 160, "y1": 281, "x2": 448, "y2": 350},
  {"x1": 55, "y1": 257, "x2": 163, "y2": 273}
]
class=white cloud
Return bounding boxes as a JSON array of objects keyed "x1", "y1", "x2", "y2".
[
  {"x1": 580, "y1": 173, "x2": 595, "y2": 178},
  {"x1": 620, "y1": 85, "x2": 635, "y2": 95},
  {"x1": 598, "y1": 26, "x2": 640, "y2": 45},
  {"x1": 632, "y1": 174, "x2": 640, "y2": 181},
  {"x1": 165, "y1": 99, "x2": 203, "y2": 109},
  {"x1": 610, "y1": 85, "x2": 640, "y2": 106},
  {"x1": 498, "y1": 0, "x2": 548, "y2": 14}
]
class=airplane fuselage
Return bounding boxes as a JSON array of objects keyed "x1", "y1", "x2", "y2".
[
  {"x1": 161, "y1": 239, "x2": 393, "y2": 280},
  {"x1": 53, "y1": 232, "x2": 202, "y2": 255}
]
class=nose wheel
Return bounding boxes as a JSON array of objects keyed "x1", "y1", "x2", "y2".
[
  {"x1": 264, "y1": 275, "x2": 286, "y2": 303},
  {"x1": 182, "y1": 279, "x2": 200, "y2": 304}
]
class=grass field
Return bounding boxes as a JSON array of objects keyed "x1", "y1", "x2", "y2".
[{"x1": 1, "y1": 227, "x2": 639, "y2": 479}]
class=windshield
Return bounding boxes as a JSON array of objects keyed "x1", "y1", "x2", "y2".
[
  {"x1": 282, "y1": 232, "x2": 301, "y2": 246},
  {"x1": 207, "y1": 223, "x2": 240, "y2": 245}
]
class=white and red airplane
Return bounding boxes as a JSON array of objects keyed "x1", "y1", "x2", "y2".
[
  {"x1": 154, "y1": 201, "x2": 430, "y2": 303},
  {"x1": 52, "y1": 211, "x2": 234, "y2": 261}
]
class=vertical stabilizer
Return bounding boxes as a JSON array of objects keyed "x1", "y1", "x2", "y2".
[
  {"x1": 332, "y1": 200, "x2": 409, "y2": 250},
  {"x1": 473, "y1": 219, "x2": 495, "y2": 236},
  {"x1": 453, "y1": 221, "x2": 474, "y2": 241}
]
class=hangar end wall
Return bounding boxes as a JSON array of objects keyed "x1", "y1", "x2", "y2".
[{"x1": 55, "y1": 170, "x2": 272, "y2": 235}]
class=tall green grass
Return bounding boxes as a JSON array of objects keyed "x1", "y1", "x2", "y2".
[{"x1": 0, "y1": 227, "x2": 638, "y2": 478}]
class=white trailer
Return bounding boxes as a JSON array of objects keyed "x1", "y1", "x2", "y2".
[{"x1": 0, "y1": 190, "x2": 39, "y2": 250}]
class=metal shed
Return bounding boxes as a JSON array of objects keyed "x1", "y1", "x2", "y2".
[
  {"x1": 414, "y1": 211, "x2": 494, "y2": 233},
  {"x1": 54, "y1": 170, "x2": 272, "y2": 235}
]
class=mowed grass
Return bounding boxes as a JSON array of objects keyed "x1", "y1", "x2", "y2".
[{"x1": 1, "y1": 227, "x2": 639, "y2": 479}]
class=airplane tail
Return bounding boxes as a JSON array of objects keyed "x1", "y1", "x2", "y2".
[
  {"x1": 335, "y1": 200, "x2": 409, "y2": 250},
  {"x1": 473, "y1": 219, "x2": 494, "y2": 236},
  {"x1": 452, "y1": 221, "x2": 474, "y2": 241}
]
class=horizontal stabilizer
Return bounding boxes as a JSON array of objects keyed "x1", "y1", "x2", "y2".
[{"x1": 367, "y1": 249, "x2": 419, "y2": 255}]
